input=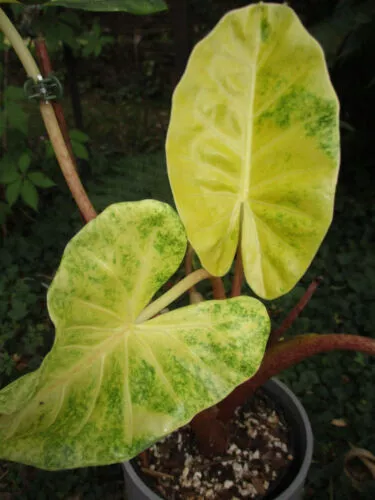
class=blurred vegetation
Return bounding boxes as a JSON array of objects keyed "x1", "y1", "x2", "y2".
[{"x1": 0, "y1": 0, "x2": 375, "y2": 498}]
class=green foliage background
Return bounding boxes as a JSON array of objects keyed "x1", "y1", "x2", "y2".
[{"x1": 0, "y1": 0, "x2": 375, "y2": 498}]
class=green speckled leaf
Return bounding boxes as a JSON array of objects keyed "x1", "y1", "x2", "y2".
[
  {"x1": 166, "y1": 3, "x2": 340, "y2": 300},
  {"x1": 0, "y1": 200, "x2": 270, "y2": 470}
]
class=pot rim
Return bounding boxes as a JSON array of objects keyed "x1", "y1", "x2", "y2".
[
  {"x1": 265, "y1": 378, "x2": 313, "y2": 499},
  {"x1": 122, "y1": 377, "x2": 313, "y2": 500}
]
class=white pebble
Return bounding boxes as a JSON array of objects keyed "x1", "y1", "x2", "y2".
[
  {"x1": 228, "y1": 444, "x2": 238, "y2": 454},
  {"x1": 233, "y1": 462, "x2": 243, "y2": 475},
  {"x1": 239, "y1": 484, "x2": 256, "y2": 497}
]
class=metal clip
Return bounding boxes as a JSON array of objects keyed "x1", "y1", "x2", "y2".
[{"x1": 24, "y1": 75, "x2": 63, "y2": 102}]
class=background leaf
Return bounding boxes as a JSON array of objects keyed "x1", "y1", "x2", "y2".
[
  {"x1": 28, "y1": 171, "x2": 56, "y2": 188},
  {"x1": 18, "y1": 152, "x2": 31, "y2": 174},
  {"x1": 7, "y1": 102, "x2": 28, "y2": 134},
  {"x1": 4, "y1": 85, "x2": 25, "y2": 101},
  {"x1": 71, "y1": 140, "x2": 89, "y2": 160},
  {"x1": 5, "y1": 180, "x2": 22, "y2": 206},
  {"x1": 0, "y1": 165, "x2": 20, "y2": 185},
  {"x1": 46, "y1": 0, "x2": 167, "y2": 14},
  {"x1": 69, "y1": 129, "x2": 90, "y2": 143},
  {"x1": 21, "y1": 179, "x2": 39, "y2": 210}
]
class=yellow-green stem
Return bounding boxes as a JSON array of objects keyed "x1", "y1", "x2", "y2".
[
  {"x1": 40, "y1": 102, "x2": 96, "y2": 222},
  {"x1": 0, "y1": 8, "x2": 97, "y2": 223},
  {"x1": 0, "y1": 8, "x2": 39, "y2": 79},
  {"x1": 136, "y1": 269, "x2": 211, "y2": 323}
]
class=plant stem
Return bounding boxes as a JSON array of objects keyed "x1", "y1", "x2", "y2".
[
  {"x1": 210, "y1": 277, "x2": 226, "y2": 300},
  {"x1": 185, "y1": 244, "x2": 196, "y2": 290},
  {"x1": 218, "y1": 333, "x2": 375, "y2": 422},
  {"x1": 35, "y1": 37, "x2": 77, "y2": 170},
  {"x1": 0, "y1": 9, "x2": 39, "y2": 79},
  {"x1": 139, "y1": 450, "x2": 149, "y2": 468},
  {"x1": 136, "y1": 269, "x2": 211, "y2": 323},
  {"x1": 40, "y1": 103, "x2": 96, "y2": 222},
  {"x1": 0, "y1": 8, "x2": 96, "y2": 224},
  {"x1": 191, "y1": 406, "x2": 229, "y2": 456},
  {"x1": 267, "y1": 276, "x2": 323, "y2": 347},
  {"x1": 185, "y1": 244, "x2": 194, "y2": 278},
  {"x1": 231, "y1": 248, "x2": 243, "y2": 297}
]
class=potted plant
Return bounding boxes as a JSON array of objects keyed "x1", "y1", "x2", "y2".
[{"x1": 0, "y1": 2, "x2": 374, "y2": 499}]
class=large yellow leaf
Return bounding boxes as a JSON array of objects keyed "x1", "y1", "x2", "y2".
[
  {"x1": 0, "y1": 200, "x2": 270, "y2": 469},
  {"x1": 166, "y1": 3, "x2": 340, "y2": 299}
]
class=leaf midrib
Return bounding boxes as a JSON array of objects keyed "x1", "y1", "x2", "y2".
[{"x1": 240, "y1": 11, "x2": 261, "y2": 204}]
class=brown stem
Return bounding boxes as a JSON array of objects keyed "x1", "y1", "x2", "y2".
[
  {"x1": 34, "y1": 37, "x2": 77, "y2": 170},
  {"x1": 139, "y1": 450, "x2": 149, "y2": 468},
  {"x1": 39, "y1": 102, "x2": 96, "y2": 223},
  {"x1": 185, "y1": 244, "x2": 197, "y2": 297},
  {"x1": 190, "y1": 406, "x2": 229, "y2": 456},
  {"x1": 268, "y1": 276, "x2": 323, "y2": 347},
  {"x1": 34, "y1": 36, "x2": 52, "y2": 74},
  {"x1": 185, "y1": 244, "x2": 193, "y2": 277},
  {"x1": 210, "y1": 277, "x2": 226, "y2": 300},
  {"x1": 231, "y1": 248, "x2": 243, "y2": 297},
  {"x1": 218, "y1": 333, "x2": 375, "y2": 422}
]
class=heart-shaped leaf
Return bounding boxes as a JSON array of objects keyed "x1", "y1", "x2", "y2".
[
  {"x1": 166, "y1": 3, "x2": 340, "y2": 299},
  {"x1": 0, "y1": 200, "x2": 270, "y2": 470}
]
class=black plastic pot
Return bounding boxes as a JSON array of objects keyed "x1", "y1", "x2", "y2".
[{"x1": 122, "y1": 378, "x2": 313, "y2": 500}]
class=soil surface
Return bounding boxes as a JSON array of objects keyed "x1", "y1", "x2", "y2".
[{"x1": 135, "y1": 389, "x2": 294, "y2": 499}]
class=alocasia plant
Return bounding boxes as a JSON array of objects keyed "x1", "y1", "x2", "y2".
[{"x1": 0, "y1": 1, "x2": 374, "y2": 474}]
